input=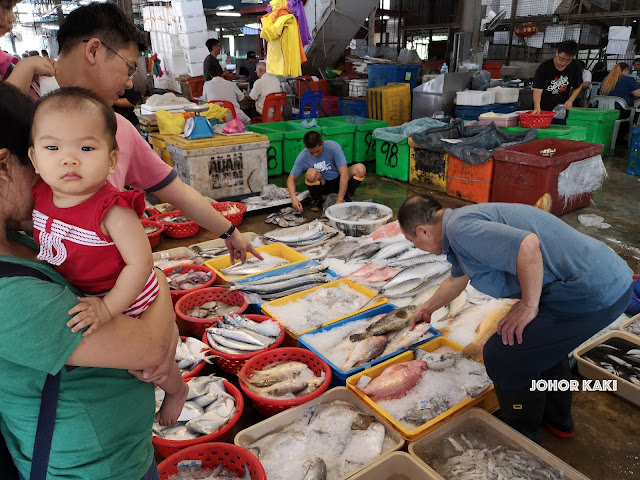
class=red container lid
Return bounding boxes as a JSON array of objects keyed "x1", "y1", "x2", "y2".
[{"x1": 493, "y1": 138, "x2": 604, "y2": 168}]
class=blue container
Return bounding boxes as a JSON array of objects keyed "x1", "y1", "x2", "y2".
[
  {"x1": 627, "y1": 126, "x2": 640, "y2": 176},
  {"x1": 368, "y1": 64, "x2": 421, "y2": 90},
  {"x1": 397, "y1": 64, "x2": 421, "y2": 90},
  {"x1": 298, "y1": 304, "x2": 442, "y2": 386},
  {"x1": 625, "y1": 292, "x2": 640, "y2": 316},
  {"x1": 634, "y1": 275, "x2": 640, "y2": 297},
  {"x1": 338, "y1": 98, "x2": 368, "y2": 117},
  {"x1": 455, "y1": 102, "x2": 519, "y2": 121}
]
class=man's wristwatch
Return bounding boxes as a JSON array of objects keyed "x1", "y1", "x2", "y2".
[{"x1": 219, "y1": 223, "x2": 236, "y2": 239}]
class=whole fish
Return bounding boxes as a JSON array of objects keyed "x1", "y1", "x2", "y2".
[
  {"x1": 239, "y1": 375, "x2": 322, "y2": 397},
  {"x1": 230, "y1": 264, "x2": 327, "y2": 287},
  {"x1": 379, "y1": 262, "x2": 451, "y2": 296},
  {"x1": 206, "y1": 332, "x2": 265, "y2": 352},
  {"x1": 370, "y1": 220, "x2": 402, "y2": 240},
  {"x1": 232, "y1": 273, "x2": 332, "y2": 295},
  {"x1": 260, "y1": 284, "x2": 330, "y2": 301},
  {"x1": 382, "y1": 322, "x2": 436, "y2": 355},
  {"x1": 302, "y1": 458, "x2": 327, "y2": 480},
  {"x1": 223, "y1": 314, "x2": 282, "y2": 338},
  {"x1": 447, "y1": 290, "x2": 468, "y2": 317},
  {"x1": 213, "y1": 320, "x2": 275, "y2": 346},
  {"x1": 220, "y1": 254, "x2": 288, "y2": 276},
  {"x1": 264, "y1": 222, "x2": 323, "y2": 243},
  {"x1": 347, "y1": 242, "x2": 383, "y2": 261},
  {"x1": 359, "y1": 360, "x2": 428, "y2": 401},
  {"x1": 462, "y1": 301, "x2": 516, "y2": 362},
  {"x1": 326, "y1": 241, "x2": 361, "y2": 260},
  {"x1": 388, "y1": 253, "x2": 448, "y2": 268},
  {"x1": 370, "y1": 240, "x2": 413, "y2": 261},
  {"x1": 349, "y1": 306, "x2": 417, "y2": 342},
  {"x1": 363, "y1": 267, "x2": 402, "y2": 284},
  {"x1": 342, "y1": 335, "x2": 388, "y2": 370},
  {"x1": 244, "y1": 361, "x2": 309, "y2": 387}
]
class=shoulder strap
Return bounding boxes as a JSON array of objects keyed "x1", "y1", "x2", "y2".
[{"x1": 0, "y1": 261, "x2": 61, "y2": 480}]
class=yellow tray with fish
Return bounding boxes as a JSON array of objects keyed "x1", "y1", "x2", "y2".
[
  {"x1": 204, "y1": 243, "x2": 308, "y2": 284},
  {"x1": 234, "y1": 387, "x2": 405, "y2": 480},
  {"x1": 346, "y1": 337, "x2": 498, "y2": 442},
  {"x1": 261, "y1": 278, "x2": 388, "y2": 342},
  {"x1": 408, "y1": 408, "x2": 589, "y2": 480}
]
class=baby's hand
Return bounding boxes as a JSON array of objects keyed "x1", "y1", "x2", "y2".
[{"x1": 67, "y1": 297, "x2": 113, "y2": 336}]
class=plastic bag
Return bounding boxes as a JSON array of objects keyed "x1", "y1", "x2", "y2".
[
  {"x1": 372, "y1": 117, "x2": 446, "y2": 143},
  {"x1": 223, "y1": 118, "x2": 246, "y2": 134},
  {"x1": 472, "y1": 70, "x2": 491, "y2": 91},
  {"x1": 553, "y1": 104, "x2": 567, "y2": 120},
  {"x1": 156, "y1": 110, "x2": 186, "y2": 135},
  {"x1": 323, "y1": 193, "x2": 338, "y2": 211},
  {"x1": 301, "y1": 118, "x2": 319, "y2": 129}
]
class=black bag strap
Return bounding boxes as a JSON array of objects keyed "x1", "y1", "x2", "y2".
[{"x1": 0, "y1": 261, "x2": 61, "y2": 480}]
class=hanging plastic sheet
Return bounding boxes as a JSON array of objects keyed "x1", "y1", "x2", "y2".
[
  {"x1": 261, "y1": 0, "x2": 306, "y2": 77},
  {"x1": 288, "y1": 0, "x2": 312, "y2": 46}
]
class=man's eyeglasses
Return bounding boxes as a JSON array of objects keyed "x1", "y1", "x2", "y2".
[
  {"x1": 556, "y1": 54, "x2": 574, "y2": 64},
  {"x1": 83, "y1": 39, "x2": 138, "y2": 80}
]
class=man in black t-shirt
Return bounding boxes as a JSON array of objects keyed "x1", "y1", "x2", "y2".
[
  {"x1": 203, "y1": 38, "x2": 224, "y2": 82},
  {"x1": 533, "y1": 41, "x2": 583, "y2": 114}
]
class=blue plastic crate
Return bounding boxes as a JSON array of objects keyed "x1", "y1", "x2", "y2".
[
  {"x1": 297, "y1": 304, "x2": 442, "y2": 386},
  {"x1": 397, "y1": 64, "x2": 421, "y2": 90},
  {"x1": 455, "y1": 102, "x2": 519, "y2": 121},
  {"x1": 338, "y1": 98, "x2": 367, "y2": 117},
  {"x1": 368, "y1": 64, "x2": 422, "y2": 90},
  {"x1": 627, "y1": 126, "x2": 640, "y2": 176}
]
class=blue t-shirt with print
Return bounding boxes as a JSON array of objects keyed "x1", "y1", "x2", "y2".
[
  {"x1": 290, "y1": 140, "x2": 346, "y2": 181},
  {"x1": 608, "y1": 75, "x2": 639, "y2": 106}
]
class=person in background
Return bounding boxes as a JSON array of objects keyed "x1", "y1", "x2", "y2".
[
  {"x1": 287, "y1": 131, "x2": 366, "y2": 212},
  {"x1": 591, "y1": 61, "x2": 608, "y2": 83},
  {"x1": 113, "y1": 86, "x2": 142, "y2": 127},
  {"x1": 532, "y1": 40, "x2": 582, "y2": 116},
  {"x1": 203, "y1": 38, "x2": 223, "y2": 82},
  {"x1": 41, "y1": 49, "x2": 49, "y2": 57},
  {"x1": 203, "y1": 69, "x2": 251, "y2": 124},
  {"x1": 600, "y1": 62, "x2": 640, "y2": 115},
  {"x1": 577, "y1": 61, "x2": 592, "y2": 107},
  {"x1": 28, "y1": 50, "x2": 39, "y2": 56},
  {"x1": 631, "y1": 58, "x2": 640, "y2": 80},
  {"x1": 243, "y1": 61, "x2": 281, "y2": 119},
  {"x1": 246, "y1": 50, "x2": 258, "y2": 88}
]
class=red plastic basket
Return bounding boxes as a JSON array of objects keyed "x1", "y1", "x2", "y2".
[
  {"x1": 163, "y1": 264, "x2": 216, "y2": 305},
  {"x1": 238, "y1": 347, "x2": 332, "y2": 417},
  {"x1": 175, "y1": 287, "x2": 248, "y2": 338},
  {"x1": 158, "y1": 210, "x2": 201, "y2": 239},
  {"x1": 153, "y1": 380, "x2": 244, "y2": 458},
  {"x1": 180, "y1": 336, "x2": 207, "y2": 380},
  {"x1": 517, "y1": 110, "x2": 556, "y2": 128},
  {"x1": 141, "y1": 220, "x2": 164, "y2": 249},
  {"x1": 202, "y1": 314, "x2": 285, "y2": 374},
  {"x1": 157, "y1": 442, "x2": 266, "y2": 479},
  {"x1": 211, "y1": 202, "x2": 247, "y2": 228},
  {"x1": 143, "y1": 208, "x2": 160, "y2": 221}
]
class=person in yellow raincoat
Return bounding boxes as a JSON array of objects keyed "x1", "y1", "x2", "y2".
[{"x1": 260, "y1": 0, "x2": 306, "y2": 77}]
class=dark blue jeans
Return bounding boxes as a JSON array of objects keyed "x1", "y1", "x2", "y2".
[{"x1": 483, "y1": 284, "x2": 633, "y2": 391}]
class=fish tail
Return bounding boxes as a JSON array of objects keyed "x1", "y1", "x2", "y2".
[
  {"x1": 237, "y1": 372, "x2": 253, "y2": 386},
  {"x1": 349, "y1": 333, "x2": 367, "y2": 342}
]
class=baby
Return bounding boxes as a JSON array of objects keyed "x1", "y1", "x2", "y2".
[{"x1": 29, "y1": 87, "x2": 187, "y2": 426}]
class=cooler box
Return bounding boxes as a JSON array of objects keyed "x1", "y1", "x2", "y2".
[
  {"x1": 409, "y1": 137, "x2": 448, "y2": 192},
  {"x1": 446, "y1": 155, "x2": 494, "y2": 203},
  {"x1": 627, "y1": 125, "x2": 640, "y2": 176},
  {"x1": 376, "y1": 138, "x2": 410, "y2": 182},
  {"x1": 324, "y1": 116, "x2": 389, "y2": 164},
  {"x1": 245, "y1": 124, "x2": 284, "y2": 176},
  {"x1": 492, "y1": 138, "x2": 604, "y2": 216},
  {"x1": 566, "y1": 107, "x2": 620, "y2": 156},
  {"x1": 454, "y1": 102, "x2": 518, "y2": 121}
]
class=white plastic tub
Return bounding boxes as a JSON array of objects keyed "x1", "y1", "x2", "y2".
[
  {"x1": 488, "y1": 86, "x2": 520, "y2": 104},
  {"x1": 455, "y1": 90, "x2": 496, "y2": 106},
  {"x1": 325, "y1": 202, "x2": 392, "y2": 237},
  {"x1": 478, "y1": 112, "x2": 519, "y2": 127}
]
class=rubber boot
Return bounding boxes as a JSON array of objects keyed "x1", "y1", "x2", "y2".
[
  {"x1": 541, "y1": 358, "x2": 575, "y2": 438},
  {"x1": 345, "y1": 176, "x2": 364, "y2": 202},
  {"x1": 495, "y1": 388, "x2": 546, "y2": 444},
  {"x1": 306, "y1": 180, "x2": 324, "y2": 212}
]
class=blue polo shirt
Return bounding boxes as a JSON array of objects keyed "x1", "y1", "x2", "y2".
[
  {"x1": 290, "y1": 140, "x2": 346, "y2": 181},
  {"x1": 442, "y1": 203, "x2": 632, "y2": 312}
]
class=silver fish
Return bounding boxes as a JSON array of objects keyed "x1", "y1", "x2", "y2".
[
  {"x1": 369, "y1": 240, "x2": 413, "y2": 261},
  {"x1": 379, "y1": 262, "x2": 450, "y2": 296},
  {"x1": 302, "y1": 458, "x2": 327, "y2": 480},
  {"x1": 223, "y1": 314, "x2": 282, "y2": 338},
  {"x1": 349, "y1": 306, "x2": 417, "y2": 342},
  {"x1": 220, "y1": 256, "x2": 288, "y2": 276},
  {"x1": 230, "y1": 265, "x2": 327, "y2": 287},
  {"x1": 326, "y1": 241, "x2": 361, "y2": 260},
  {"x1": 264, "y1": 222, "x2": 323, "y2": 243},
  {"x1": 209, "y1": 322, "x2": 273, "y2": 347},
  {"x1": 232, "y1": 273, "x2": 332, "y2": 295},
  {"x1": 347, "y1": 242, "x2": 383, "y2": 261},
  {"x1": 342, "y1": 335, "x2": 388, "y2": 370},
  {"x1": 206, "y1": 332, "x2": 265, "y2": 352}
]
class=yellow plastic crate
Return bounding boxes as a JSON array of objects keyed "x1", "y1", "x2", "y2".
[
  {"x1": 409, "y1": 138, "x2": 448, "y2": 193},
  {"x1": 367, "y1": 83, "x2": 411, "y2": 127},
  {"x1": 346, "y1": 337, "x2": 498, "y2": 442},
  {"x1": 261, "y1": 278, "x2": 387, "y2": 341},
  {"x1": 148, "y1": 133, "x2": 173, "y2": 166},
  {"x1": 163, "y1": 132, "x2": 268, "y2": 150},
  {"x1": 204, "y1": 243, "x2": 308, "y2": 284}
]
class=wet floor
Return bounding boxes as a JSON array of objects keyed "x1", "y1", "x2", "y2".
[{"x1": 155, "y1": 149, "x2": 640, "y2": 478}]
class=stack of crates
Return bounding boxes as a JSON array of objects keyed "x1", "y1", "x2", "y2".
[
  {"x1": 245, "y1": 124, "x2": 285, "y2": 176},
  {"x1": 324, "y1": 116, "x2": 388, "y2": 165},
  {"x1": 368, "y1": 64, "x2": 421, "y2": 90},
  {"x1": 287, "y1": 119, "x2": 356, "y2": 165},
  {"x1": 367, "y1": 83, "x2": 412, "y2": 126},
  {"x1": 566, "y1": 108, "x2": 620, "y2": 156}
]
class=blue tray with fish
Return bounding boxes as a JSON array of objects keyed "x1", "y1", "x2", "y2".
[{"x1": 298, "y1": 304, "x2": 441, "y2": 386}]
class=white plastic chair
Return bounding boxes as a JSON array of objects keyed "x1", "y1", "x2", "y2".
[{"x1": 588, "y1": 95, "x2": 634, "y2": 151}]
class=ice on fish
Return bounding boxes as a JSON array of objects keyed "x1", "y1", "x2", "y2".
[
  {"x1": 220, "y1": 252, "x2": 289, "y2": 279},
  {"x1": 239, "y1": 362, "x2": 325, "y2": 399}
]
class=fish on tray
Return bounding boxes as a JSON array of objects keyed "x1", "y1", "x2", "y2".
[
  {"x1": 582, "y1": 339, "x2": 640, "y2": 385},
  {"x1": 230, "y1": 270, "x2": 332, "y2": 297},
  {"x1": 348, "y1": 265, "x2": 401, "y2": 285},
  {"x1": 370, "y1": 220, "x2": 402, "y2": 241},
  {"x1": 325, "y1": 240, "x2": 362, "y2": 260},
  {"x1": 349, "y1": 306, "x2": 417, "y2": 342},
  {"x1": 238, "y1": 361, "x2": 325, "y2": 398},
  {"x1": 357, "y1": 360, "x2": 428, "y2": 401},
  {"x1": 206, "y1": 314, "x2": 281, "y2": 354},
  {"x1": 377, "y1": 262, "x2": 451, "y2": 297},
  {"x1": 166, "y1": 266, "x2": 212, "y2": 291},
  {"x1": 625, "y1": 319, "x2": 640, "y2": 337},
  {"x1": 166, "y1": 464, "x2": 251, "y2": 480},
  {"x1": 220, "y1": 252, "x2": 289, "y2": 277},
  {"x1": 187, "y1": 300, "x2": 238, "y2": 319},
  {"x1": 264, "y1": 207, "x2": 306, "y2": 228}
]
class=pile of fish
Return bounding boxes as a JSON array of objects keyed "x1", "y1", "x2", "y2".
[
  {"x1": 219, "y1": 253, "x2": 289, "y2": 280},
  {"x1": 219, "y1": 203, "x2": 242, "y2": 216},
  {"x1": 161, "y1": 214, "x2": 193, "y2": 223},
  {"x1": 153, "y1": 375, "x2": 236, "y2": 440},
  {"x1": 238, "y1": 360, "x2": 325, "y2": 399},
  {"x1": 265, "y1": 207, "x2": 306, "y2": 228},
  {"x1": 245, "y1": 400, "x2": 390, "y2": 480},
  {"x1": 581, "y1": 338, "x2": 640, "y2": 386},
  {"x1": 190, "y1": 237, "x2": 266, "y2": 261},
  {"x1": 625, "y1": 318, "x2": 640, "y2": 336},
  {"x1": 265, "y1": 283, "x2": 371, "y2": 334},
  {"x1": 176, "y1": 337, "x2": 209, "y2": 374},
  {"x1": 243, "y1": 184, "x2": 309, "y2": 212},
  {"x1": 206, "y1": 314, "x2": 282, "y2": 354},
  {"x1": 229, "y1": 264, "x2": 334, "y2": 301},
  {"x1": 332, "y1": 204, "x2": 388, "y2": 222},
  {"x1": 143, "y1": 224, "x2": 160, "y2": 234},
  {"x1": 263, "y1": 221, "x2": 338, "y2": 248},
  {"x1": 167, "y1": 266, "x2": 212, "y2": 291},
  {"x1": 167, "y1": 465, "x2": 250, "y2": 480},
  {"x1": 154, "y1": 252, "x2": 204, "y2": 270},
  {"x1": 434, "y1": 434, "x2": 565, "y2": 480},
  {"x1": 303, "y1": 306, "x2": 438, "y2": 372},
  {"x1": 356, "y1": 347, "x2": 492, "y2": 429},
  {"x1": 186, "y1": 300, "x2": 239, "y2": 319}
]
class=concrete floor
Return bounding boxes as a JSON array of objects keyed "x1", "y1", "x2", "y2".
[{"x1": 156, "y1": 148, "x2": 640, "y2": 478}]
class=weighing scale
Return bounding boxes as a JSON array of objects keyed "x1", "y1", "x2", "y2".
[{"x1": 183, "y1": 105, "x2": 214, "y2": 140}]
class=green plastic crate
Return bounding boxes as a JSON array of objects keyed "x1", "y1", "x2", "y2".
[
  {"x1": 501, "y1": 125, "x2": 588, "y2": 141},
  {"x1": 245, "y1": 124, "x2": 284, "y2": 176},
  {"x1": 323, "y1": 116, "x2": 389, "y2": 164},
  {"x1": 566, "y1": 107, "x2": 620, "y2": 155},
  {"x1": 249, "y1": 122, "x2": 307, "y2": 174},
  {"x1": 376, "y1": 138, "x2": 410, "y2": 182},
  {"x1": 287, "y1": 118, "x2": 355, "y2": 165}
]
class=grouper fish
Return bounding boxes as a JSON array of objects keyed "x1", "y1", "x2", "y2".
[{"x1": 349, "y1": 305, "x2": 417, "y2": 342}]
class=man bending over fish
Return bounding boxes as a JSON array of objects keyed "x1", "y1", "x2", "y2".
[
  {"x1": 397, "y1": 194, "x2": 632, "y2": 444},
  {"x1": 287, "y1": 131, "x2": 366, "y2": 212}
]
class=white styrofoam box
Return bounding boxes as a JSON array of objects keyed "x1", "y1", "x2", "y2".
[
  {"x1": 166, "y1": 139, "x2": 270, "y2": 199},
  {"x1": 168, "y1": 19, "x2": 179, "y2": 35},
  {"x1": 179, "y1": 30, "x2": 208, "y2": 49},
  {"x1": 170, "y1": 34, "x2": 181, "y2": 51},
  {"x1": 177, "y1": 14, "x2": 207, "y2": 35},
  {"x1": 349, "y1": 79, "x2": 368, "y2": 97},
  {"x1": 186, "y1": 62, "x2": 202, "y2": 77},
  {"x1": 456, "y1": 90, "x2": 496, "y2": 106},
  {"x1": 172, "y1": 0, "x2": 204, "y2": 17},
  {"x1": 183, "y1": 46, "x2": 208, "y2": 65},
  {"x1": 487, "y1": 86, "x2": 519, "y2": 103}
]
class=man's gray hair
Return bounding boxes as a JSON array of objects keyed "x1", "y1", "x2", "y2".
[
  {"x1": 257, "y1": 62, "x2": 267, "y2": 73},
  {"x1": 397, "y1": 194, "x2": 443, "y2": 236}
]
